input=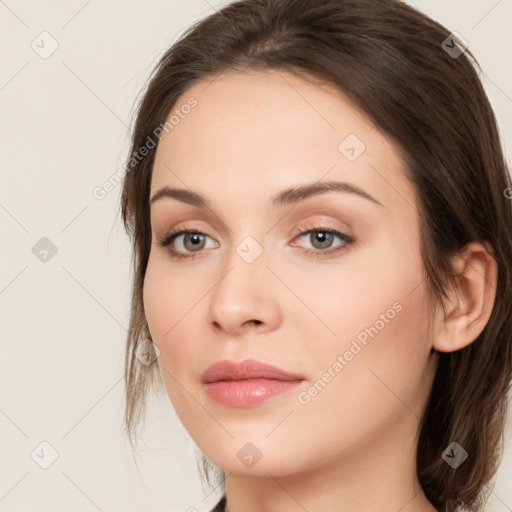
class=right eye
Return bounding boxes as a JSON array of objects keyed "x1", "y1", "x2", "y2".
[{"x1": 159, "y1": 229, "x2": 218, "y2": 260}]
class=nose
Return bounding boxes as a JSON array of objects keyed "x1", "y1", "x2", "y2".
[{"x1": 207, "y1": 252, "x2": 283, "y2": 336}]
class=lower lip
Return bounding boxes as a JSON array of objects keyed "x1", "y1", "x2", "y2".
[{"x1": 204, "y1": 378, "x2": 303, "y2": 407}]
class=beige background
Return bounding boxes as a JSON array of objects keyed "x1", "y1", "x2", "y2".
[{"x1": 1, "y1": 0, "x2": 511, "y2": 510}]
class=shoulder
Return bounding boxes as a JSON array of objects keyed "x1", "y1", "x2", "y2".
[{"x1": 210, "y1": 495, "x2": 227, "y2": 512}]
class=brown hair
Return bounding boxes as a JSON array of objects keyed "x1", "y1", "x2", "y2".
[{"x1": 119, "y1": 0, "x2": 512, "y2": 510}]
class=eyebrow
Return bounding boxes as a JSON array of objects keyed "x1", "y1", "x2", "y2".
[{"x1": 150, "y1": 180, "x2": 384, "y2": 209}]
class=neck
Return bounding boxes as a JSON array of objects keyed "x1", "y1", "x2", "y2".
[{"x1": 223, "y1": 412, "x2": 440, "y2": 512}]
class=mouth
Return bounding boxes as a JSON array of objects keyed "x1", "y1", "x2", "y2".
[
  {"x1": 201, "y1": 359, "x2": 305, "y2": 407},
  {"x1": 203, "y1": 378, "x2": 304, "y2": 407},
  {"x1": 201, "y1": 358, "x2": 304, "y2": 382}
]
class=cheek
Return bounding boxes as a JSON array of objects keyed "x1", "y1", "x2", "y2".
[
  {"x1": 324, "y1": 254, "x2": 430, "y2": 399},
  {"x1": 287, "y1": 279, "x2": 432, "y2": 466},
  {"x1": 286, "y1": 235, "x2": 425, "y2": 349},
  {"x1": 142, "y1": 258, "x2": 192, "y2": 370},
  {"x1": 143, "y1": 256, "x2": 198, "y2": 340},
  {"x1": 142, "y1": 256, "x2": 211, "y2": 392},
  {"x1": 142, "y1": 259, "x2": 169, "y2": 340},
  {"x1": 291, "y1": 237, "x2": 432, "y2": 417},
  {"x1": 142, "y1": 258, "x2": 216, "y2": 438}
]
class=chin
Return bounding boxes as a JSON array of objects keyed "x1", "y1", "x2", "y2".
[{"x1": 197, "y1": 437, "x2": 309, "y2": 477}]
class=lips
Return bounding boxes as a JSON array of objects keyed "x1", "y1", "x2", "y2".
[
  {"x1": 201, "y1": 359, "x2": 305, "y2": 407},
  {"x1": 201, "y1": 358, "x2": 304, "y2": 383}
]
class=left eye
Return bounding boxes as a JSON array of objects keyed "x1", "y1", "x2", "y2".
[{"x1": 293, "y1": 228, "x2": 353, "y2": 253}]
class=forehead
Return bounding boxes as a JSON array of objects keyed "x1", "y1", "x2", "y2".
[{"x1": 150, "y1": 69, "x2": 416, "y2": 214}]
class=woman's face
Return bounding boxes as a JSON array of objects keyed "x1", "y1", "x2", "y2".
[{"x1": 144, "y1": 69, "x2": 438, "y2": 477}]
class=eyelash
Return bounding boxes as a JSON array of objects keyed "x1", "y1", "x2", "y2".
[{"x1": 158, "y1": 224, "x2": 354, "y2": 261}]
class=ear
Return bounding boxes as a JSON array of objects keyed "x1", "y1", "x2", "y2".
[{"x1": 433, "y1": 241, "x2": 498, "y2": 353}]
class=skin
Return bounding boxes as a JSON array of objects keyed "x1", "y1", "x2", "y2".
[{"x1": 143, "y1": 69, "x2": 497, "y2": 512}]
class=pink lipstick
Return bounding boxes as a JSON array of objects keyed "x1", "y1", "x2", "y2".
[{"x1": 201, "y1": 359, "x2": 304, "y2": 407}]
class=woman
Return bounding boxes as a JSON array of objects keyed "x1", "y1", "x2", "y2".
[{"x1": 119, "y1": 0, "x2": 512, "y2": 510}]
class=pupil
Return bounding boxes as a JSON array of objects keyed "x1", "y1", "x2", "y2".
[
  {"x1": 185, "y1": 233, "x2": 204, "y2": 251},
  {"x1": 312, "y1": 231, "x2": 332, "y2": 249}
]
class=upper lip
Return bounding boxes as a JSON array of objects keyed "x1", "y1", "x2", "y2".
[{"x1": 201, "y1": 359, "x2": 304, "y2": 383}]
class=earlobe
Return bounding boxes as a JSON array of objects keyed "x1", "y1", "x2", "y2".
[{"x1": 433, "y1": 242, "x2": 498, "y2": 353}]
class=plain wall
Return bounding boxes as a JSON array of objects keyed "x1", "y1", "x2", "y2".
[{"x1": 1, "y1": 0, "x2": 511, "y2": 510}]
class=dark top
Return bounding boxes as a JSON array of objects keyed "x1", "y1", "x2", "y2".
[{"x1": 210, "y1": 495, "x2": 227, "y2": 512}]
